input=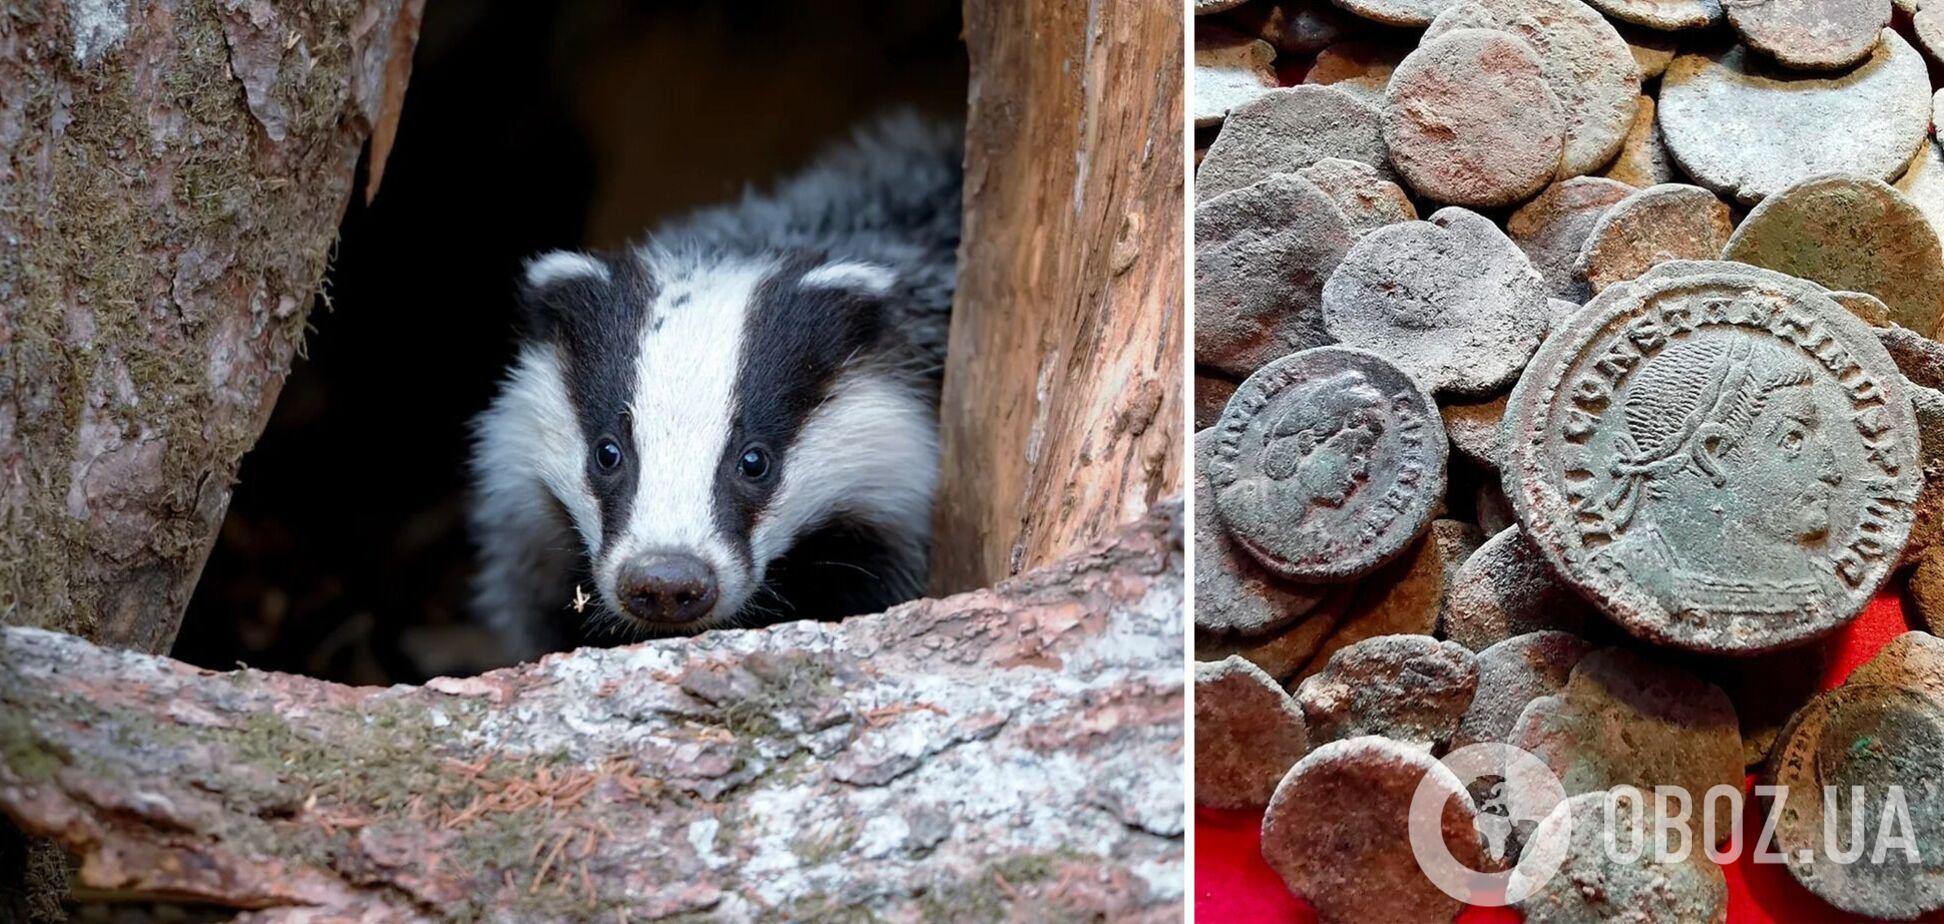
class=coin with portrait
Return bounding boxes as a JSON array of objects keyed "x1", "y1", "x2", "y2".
[
  {"x1": 1504, "y1": 262, "x2": 1920, "y2": 653},
  {"x1": 1208, "y1": 346, "x2": 1447, "y2": 582}
]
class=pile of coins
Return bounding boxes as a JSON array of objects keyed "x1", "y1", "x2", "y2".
[{"x1": 1193, "y1": 0, "x2": 1944, "y2": 919}]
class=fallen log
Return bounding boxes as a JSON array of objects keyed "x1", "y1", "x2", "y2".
[{"x1": 0, "y1": 501, "x2": 1185, "y2": 922}]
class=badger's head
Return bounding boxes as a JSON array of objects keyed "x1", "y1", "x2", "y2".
[{"x1": 493, "y1": 246, "x2": 937, "y2": 635}]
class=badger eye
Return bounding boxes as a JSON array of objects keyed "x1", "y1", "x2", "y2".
[
  {"x1": 594, "y1": 437, "x2": 624, "y2": 472},
  {"x1": 737, "y1": 445, "x2": 771, "y2": 480}
]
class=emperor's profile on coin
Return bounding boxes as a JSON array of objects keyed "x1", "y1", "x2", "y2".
[
  {"x1": 1504, "y1": 263, "x2": 1920, "y2": 654},
  {"x1": 1210, "y1": 347, "x2": 1447, "y2": 582},
  {"x1": 1592, "y1": 333, "x2": 1843, "y2": 622}
]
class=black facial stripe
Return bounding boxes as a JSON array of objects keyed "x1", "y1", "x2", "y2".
[
  {"x1": 519, "y1": 250, "x2": 654, "y2": 553},
  {"x1": 714, "y1": 255, "x2": 891, "y2": 562},
  {"x1": 747, "y1": 515, "x2": 922, "y2": 621}
]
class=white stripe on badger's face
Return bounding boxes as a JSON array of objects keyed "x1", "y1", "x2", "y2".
[
  {"x1": 480, "y1": 344, "x2": 603, "y2": 553},
  {"x1": 749, "y1": 372, "x2": 937, "y2": 570},
  {"x1": 594, "y1": 256, "x2": 771, "y2": 622}
]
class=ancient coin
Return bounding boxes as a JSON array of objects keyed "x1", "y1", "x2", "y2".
[
  {"x1": 1577, "y1": 183, "x2": 1734, "y2": 295},
  {"x1": 1450, "y1": 630, "x2": 1594, "y2": 751},
  {"x1": 1598, "y1": 96, "x2": 1677, "y2": 189},
  {"x1": 1295, "y1": 634, "x2": 1479, "y2": 748},
  {"x1": 1194, "y1": 173, "x2": 1354, "y2": 378},
  {"x1": 1894, "y1": 131, "x2": 1944, "y2": 246},
  {"x1": 1229, "y1": 0, "x2": 1355, "y2": 55},
  {"x1": 1194, "y1": 28, "x2": 1279, "y2": 127},
  {"x1": 1422, "y1": 0, "x2": 1640, "y2": 178},
  {"x1": 1197, "y1": 86, "x2": 1394, "y2": 201},
  {"x1": 1300, "y1": 520, "x2": 1484, "y2": 681},
  {"x1": 1327, "y1": 0, "x2": 1464, "y2": 28},
  {"x1": 1511, "y1": 648, "x2": 1743, "y2": 843},
  {"x1": 1322, "y1": 208, "x2": 1551, "y2": 396},
  {"x1": 1195, "y1": 430, "x2": 1333, "y2": 635},
  {"x1": 1770, "y1": 683, "x2": 1944, "y2": 919},
  {"x1": 1583, "y1": 0, "x2": 1721, "y2": 29},
  {"x1": 1443, "y1": 526, "x2": 1599, "y2": 651},
  {"x1": 1847, "y1": 629, "x2": 1944, "y2": 698},
  {"x1": 1912, "y1": 549, "x2": 1944, "y2": 635},
  {"x1": 1197, "y1": 0, "x2": 1251, "y2": 14},
  {"x1": 1197, "y1": 590, "x2": 1352, "y2": 681},
  {"x1": 1878, "y1": 322, "x2": 1944, "y2": 390},
  {"x1": 1382, "y1": 29, "x2": 1566, "y2": 208},
  {"x1": 1209, "y1": 346, "x2": 1448, "y2": 581},
  {"x1": 1503, "y1": 261, "x2": 1921, "y2": 654},
  {"x1": 1906, "y1": 385, "x2": 1944, "y2": 569},
  {"x1": 1659, "y1": 31, "x2": 1930, "y2": 205},
  {"x1": 1727, "y1": 0, "x2": 1889, "y2": 72},
  {"x1": 1514, "y1": 791, "x2": 1730, "y2": 924},
  {"x1": 1616, "y1": 23, "x2": 1677, "y2": 78},
  {"x1": 1829, "y1": 290, "x2": 1893, "y2": 328},
  {"x1": 1303, "y1": 42, "x2": 1409, "y2": 108},
  {"x1": 1195, "y1": 657, "x2": 1313, "y2": 810},
  {"x1": 1440, "y1": 391, "x2": 1511, "y2": 470},
  {"x1": 1723, "y1": 173, "x2": 1944, "y2": 337},
  {"x1": 1508, "y1": 177, "x2": 1638, "y2": 304},
  {"x1": 1196, "y1": 372, "x2": 1238, "y2": 431},
  {"x1": 1262, "y1": 736, "x2": 1488, "y2": 924},
  {"x1": 1917, "y1": 2, "x2": 1944, "y2": 65},
  {"x1": 1296, "y1": 158, "x2": 1419, "y2": 235}
]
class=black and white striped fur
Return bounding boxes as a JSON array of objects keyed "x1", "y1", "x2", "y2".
[{"x1": 469, "y1": 113, "x2": 961, "y2": 659}]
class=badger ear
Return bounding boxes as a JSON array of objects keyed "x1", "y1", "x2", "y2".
[
  {"x1": 798, "y1": 260, "x2": 898, "y2": 297},
  {"x1": 516, "y1": 250, "x2": 612, "y2": 339}
]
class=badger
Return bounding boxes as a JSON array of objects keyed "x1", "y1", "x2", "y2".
[{"x1": 469, "y1": 113, "x2": 961, "y2": 661}]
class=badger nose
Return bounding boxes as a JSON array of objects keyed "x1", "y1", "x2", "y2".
[{"x1": 618, "y1": 553, "x2": 719, "y2": 624}]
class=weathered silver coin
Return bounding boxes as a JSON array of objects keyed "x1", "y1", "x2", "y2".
[
  {"x1": 1194, "y1": 173, "x2": 1354, "y2": 378},
  {"x1": 1196, "y1": 85, "x2": 1395, "y2": 201},
  {"x1": 1503, "y1": 261, "x2": 1921, "y2": 654},
  {"x1": 1514, "y1": 791, "x2": 1730, "y2": 924},
  {"x1": 1443, "y1": 525, "x2": 1599, "y2": 651},
  {"x1": 1262, "y1": 736, "x2": 1487, "y2": 924},
  {"x1": 1450, "y1": 630, "x2": 1593, "y2": 751},
  {"x1": 1294, "y1": 634, "x2": 1479, "y2": 749},
  {"x1": 1770, "y1": 683, "x2": 1944, "y2": 919},
  {"x1": 1511, "y1": 648, "x2": 1743, "y2": 843},
  {"x1": 1210, "y1": 346, "x2": 1448, "y2": 582},
  {"x1": 1195, "y1": 656, "x2": 1313, "y2": 810},
  {"x1": 1322, "y1": 208, "x2": 1551, "y2": 397}
]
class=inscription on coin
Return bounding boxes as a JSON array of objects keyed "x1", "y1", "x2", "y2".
[
  {"x1": 1504, "y1": 263, "x2": 1920, "y2": 653},
  {"x1": 1210, "y1": 347, "x2": 1448, "y2": 582}
]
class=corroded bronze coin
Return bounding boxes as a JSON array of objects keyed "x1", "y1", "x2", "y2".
[
  {"x1": 1294, "y1": 634, "x2": 1479, "y2": 749},
  {"x1": 1514, "y1": 791, "x2": 1729, "y2": 924},
  {"x1": 1503, "y1": 262, "x2": 1921, "y2": 653},
  {"x1": 1210, "y1": 347, "x2": 1448, "y2": 582},
  {"x1": 1262, "y1": 736, "x2": 1488, "y2": 924},
  {"x1": 1195, "y1": 656, "x2": 1313, "y2": 810},
  {"x1": 1770, "y1": 683, "x2": 1944, "y2": 919},
  {"x1": 1195, "y1": 429, "x2": 1332, "y2": 635}
]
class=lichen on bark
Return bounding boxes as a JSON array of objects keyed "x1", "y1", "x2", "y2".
[{"x1": 0, "y1": 502, "x2": 1185, "y2": 922}]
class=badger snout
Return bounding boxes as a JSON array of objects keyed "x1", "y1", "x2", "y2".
[{"x1": 616, "y1": 552, "x2": 719, "y2": 625}]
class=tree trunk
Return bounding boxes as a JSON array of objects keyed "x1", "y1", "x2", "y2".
[
  {"x1": 0, "y1": 1, "x2": 423, "y2": 916},
  {"x1": 931, "y1": 0, "x2": 1187, "y2": 593},
  {"x1": 0, "y1": 0, "x2": 423, "y2": 654},
  {"x1": 0, "y1": 503, "x2": 1185, "y2": 923}
]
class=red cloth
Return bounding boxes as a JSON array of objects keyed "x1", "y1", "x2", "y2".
[{"x1": 1195, "y1": 589, "x2": 1944, "y2": 922}]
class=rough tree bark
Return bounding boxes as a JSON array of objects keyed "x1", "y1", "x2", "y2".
[
  {"x1": 932, "y1": 0, "x2": 1187, "y2": 594},
  {"x1": 0, "y1": 0, "x2": 424, "y2": 654},
  {"x1": 0, "y1": 503, "x2": 1185, "y2": 922},
  {"x1": 0, "y1": 2, "x2": 423, "y2": 917}
]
